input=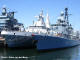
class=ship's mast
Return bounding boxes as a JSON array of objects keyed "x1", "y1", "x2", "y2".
[
  {"x1": 65, "y1": 8, "x2": 69, "y2": 25},
  {"x1": 65, "y1": 8, "x2": 68, "y2": 20},
  {"x1": 65, "y1": 8, "x2": 73, "y2": 39},
  {"x1": 34, "y1": 9, "x2": 45, "y2": 26}
]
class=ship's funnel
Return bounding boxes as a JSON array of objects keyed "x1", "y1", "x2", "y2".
[{"x1": 45, "y1": 13, "x2": 50, "y2": 28}]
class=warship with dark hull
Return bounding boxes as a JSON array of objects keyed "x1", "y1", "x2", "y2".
[
  {"x1": 1, "y1": 7, "x2": 80, "y2": 50},
  {"x1": 26, "y1": 8, "x2": 80, "y2": 50},
  {"x1": 1, "y1": 6, "x2": 33, "y2": 48},
  {"x1": 1, "y1": 31, "x2": 33, "y2": 48}
]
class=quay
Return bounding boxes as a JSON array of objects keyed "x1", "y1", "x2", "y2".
[{"x1": 0, "y1": 36, "x2": 6, "y2": 47}]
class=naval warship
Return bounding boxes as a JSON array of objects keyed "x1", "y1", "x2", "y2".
[
  {"x1": 1, "y1": 6, "x2": 33, "y2": 48},
  {"x1": 1, "y1": 7, "x2": 80, "y2": 49},
  {"x1": 26, "y1": 8, "x2": 80, "y2": 50}
]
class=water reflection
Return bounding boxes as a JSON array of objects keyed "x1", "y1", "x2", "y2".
[{"x1": 0, "y1": 45, "x2": 80, "y2": 60}]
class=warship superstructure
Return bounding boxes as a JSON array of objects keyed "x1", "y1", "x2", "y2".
[
  {"x1": 26, "y1": 10, "x2": 50, "y2": 34},
  {"x1": 0, "y1": 6, "x2": 23, "y2": 32}
]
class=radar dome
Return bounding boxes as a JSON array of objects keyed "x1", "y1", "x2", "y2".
[{"x1": 60, "y1": 11, "x2": 64, "y2": 16}]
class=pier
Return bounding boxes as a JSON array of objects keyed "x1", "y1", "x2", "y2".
[{"x1": 0, "y1": 36, "x2": 6, "y2": 47}]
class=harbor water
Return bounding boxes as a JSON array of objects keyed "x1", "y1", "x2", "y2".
[{"x1": 0, "y1": 45, "x2": 80, "y2": 60}]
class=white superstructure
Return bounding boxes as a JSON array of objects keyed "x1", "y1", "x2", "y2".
[
  {"x1": 1, "y1": 8, "x2": 80, "y2": 40},
  {"x1": 26, "y1": 8, "x2": 80, "y2": 40},
  {"x1": 26, "y1": 10, "x2": 48, "y2": 34},
  {"x1": 45, "y1": 13, "x2": 50, "y2": 28}
]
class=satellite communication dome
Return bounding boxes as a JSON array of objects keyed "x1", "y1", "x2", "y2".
[{"x1": 60, "y1": 11, "x2": 64, "y2": 16}]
